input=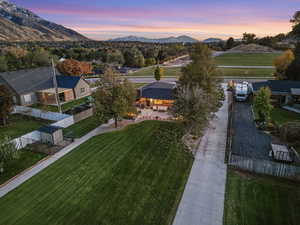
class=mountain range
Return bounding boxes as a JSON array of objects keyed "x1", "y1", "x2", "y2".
[
  {"x1": 108, "y1": 35, "x2": 199, "y2": 43},
  {"x1": 0, "y1": 0, "x2": 88, "y2": 42}
]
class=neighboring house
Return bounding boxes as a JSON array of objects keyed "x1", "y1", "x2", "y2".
[
  {"x1": 0, "y1": 67, "x2": 91, "y2": 106},
  {"x1": 137, "y1": 81, "x2": 176, "y2": 111},
  {"x1": 252, "y1": 80, "x2": 300, "y2": 105}
]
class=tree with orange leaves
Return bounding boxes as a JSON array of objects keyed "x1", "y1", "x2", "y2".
[{"x1": 57, "y1": 59, "x2": 92, "y2": 76}]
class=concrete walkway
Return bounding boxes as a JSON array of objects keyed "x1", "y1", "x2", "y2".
[
  {"x1": 282, "y1": 105, "x2": 300, "y2": 114},
  {"x1": 173, "y1": 93, "x2": 228, "y2": 225},
  {"x1": 0, "y1": 120, "x2": 118, "y2": 198}
]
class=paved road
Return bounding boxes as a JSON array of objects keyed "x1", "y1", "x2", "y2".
[
  {"x1": 173, "y1": 91, "x2": 228, "y2": 225},
  {"x1": 0, "y1": 120, "x2": 118, "y2": 198},
  {"x1": 232, "y1": 102, "x2": 271, "y2": 159}
]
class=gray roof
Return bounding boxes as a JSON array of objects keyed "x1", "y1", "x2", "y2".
[
  {"x1": 140, "y1": 82, "x2": 176, "y2": 100},
  {"x1": 0, "y1": 67, "x2": 82, "y2": 95},
  {"x1": 252, "y1": 80, "x2": 300, "y2": 95}
]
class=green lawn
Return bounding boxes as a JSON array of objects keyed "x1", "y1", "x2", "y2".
[
  {"x1": 271, "y1": 108, "x2": 300, "y2": 126},
  {"x1": 216, "y1": 67, "x2": 274, "y2": 77},
  {"x1": 0, "y1": 121, "x2": 194, "y2": 225},
  {"x1": 0, "y1": 114, "x2": 50, "y2": 139},
  {"x1": 32, "y1": 97, "x2": 89, "y2": 113},
  {"x1": 224, "y1": 169, "x2": 300, "y2": 225},
  {"x1": 215, "y1": 53, "x2": 281, "y2": 66},
  {"x1": 130, "y1": 66, "x2": 182, "y2": 77},
  {"x1": 63, "y1": 116, "x2": 103, "y2": 138},
  {"x1": 0, "y1": 150, "x2": 47, "y2": 185},
  {"x1": 134, "y1": 83, "x2": 149, "y2": 88}
]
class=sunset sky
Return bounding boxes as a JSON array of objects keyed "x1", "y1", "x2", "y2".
[{"x1": 11, "y1": 0, "x2": 298, "y2": 40}]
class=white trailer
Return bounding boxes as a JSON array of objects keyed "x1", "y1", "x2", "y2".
[{"x1": 234, "y1": 82, "x2": 250, "y2": 102}]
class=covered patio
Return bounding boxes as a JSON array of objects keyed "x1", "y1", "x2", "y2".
[{"x1": 36, "y1": 88, "x2": 74, "y2": 105}]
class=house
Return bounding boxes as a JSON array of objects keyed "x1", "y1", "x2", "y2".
[
  {"x1": 0, "y1": 67, "x2": 91, "y2": 106},
  {"x1": 137, "y1": 81, "x2": 176, "y2": 111},
  {"x1": 252, "y1": 80, "x2": 300, "y2": 105}
]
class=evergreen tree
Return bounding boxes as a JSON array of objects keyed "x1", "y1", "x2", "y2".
[
  {"x1": 154, "y1": 66, "x2": 164, "y2": 81},
  {"x1": 254, "y1": 87, "x2": 273, "y2": 123},
  {"x1": 285, "y1": 43, "x2": 300, "y2": 81}
]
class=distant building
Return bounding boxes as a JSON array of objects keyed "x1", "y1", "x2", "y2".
[
  {"x1": 0, "y1": 67, "x2": 91, "y2": 106},
  {"x1": 252, "y1": 80, "x2": 300, "y2": 105},
  {"x1": 137, "y1": 81, "x2": 176, "y2": 111}
]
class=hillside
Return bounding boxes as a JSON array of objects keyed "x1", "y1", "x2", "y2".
[
  {"x1": 108, "y1": 35, "x2": 198, "y2": 43},
  {"x1": 0, "y1": 0, "x2": 88, "y2": 42}
]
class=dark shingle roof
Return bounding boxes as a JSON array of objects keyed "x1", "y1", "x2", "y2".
[
  {"x1": 38, "y1": 125, "x2": 62, "y2": 134},
  {"x1": 252, "y1": 80, "x2": 300, "y2": 94},
  {"x1": 0, "y1": 67, "x2": 81, "y2": 95},
  {"x1": 140, "y1": 82, "x2": 176, "y2": 100}
]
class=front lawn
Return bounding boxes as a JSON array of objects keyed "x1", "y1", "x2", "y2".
[
  {"x1": 271, "y1": 108, "x2": 300, "y2": 126},
  {"x1": 215, "y1": 53, "x2": 281, "y2": 66},
  {"x1": 63, "y1": 116, "x2": 102, "y2": 138},
  {"x1": 224, "y1": 169, "x2": 300, "y2": 225},
  {"x1": 0, "y1": 150, "x2": 47, "y2": 185},
  {"x1": 0, "y1": 114, "x2": 50, "y2": 139},
  {"x1": 0, "y1": 121, "x2": 194, "y2": 225}
]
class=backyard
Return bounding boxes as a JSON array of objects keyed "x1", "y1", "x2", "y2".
[
  {"x1": 0, "y1": 150, "x2": 47, "y2": 185},
  {"x1": 215, "y1": 53, "x2": 281, "y2": 66},
  {"x1": 271, "y1": 108, "x2": 300, "y2": 126},
  {"x1": 0, "y1": 114, "x2": 50, "y2": 139},
  {"x1": 224, "y1": 169, "x2": 300, "y2": 225},
  {"x1": 0, "y1": 121, "x2": 194, "y2": 225}
]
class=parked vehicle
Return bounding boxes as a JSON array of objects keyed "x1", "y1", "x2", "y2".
[{"x1": 234, "y1": 82, "x2": 251, "y2": 102}]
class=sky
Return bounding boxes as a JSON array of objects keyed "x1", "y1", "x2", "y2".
[{"x1": 11, "y1": 0, "x2": 299, "y2": 40}]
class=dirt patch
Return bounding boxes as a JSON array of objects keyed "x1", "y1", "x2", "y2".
[{"x1": 228, "y1": 44, "x2": 277, "y2": 53}]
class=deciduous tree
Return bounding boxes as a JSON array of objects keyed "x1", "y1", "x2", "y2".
[
  {"x1": 254, "y1": 87, "x2": 273, "y2": 123},
  {"x1": 154, "y1": 66, "x2": 164, "y2": 81},
  {"x1": 242, "y1": 33, "x2": 257, "y2": 44},
  {"x1": 285, "y1": 43, "x2": 300, "y2": 81},
  {"x1": 273, "y1": 50, "x2": 295, "y2": 80},
  {"x1": 225, "y1": 37, "x2": 235, "y2": 50},
  {"x1": 57, "y1": 59, "x2": 92, "y2": 76},
  {"x1": 0, "y1": 85, "x2": 13, "y2": 126},
  {"x1": 0, "y1": 136, "x2": 18, "y2": 174},
  {"x1": 94, "y1": 69, "x2": 136, "y2": 128}
]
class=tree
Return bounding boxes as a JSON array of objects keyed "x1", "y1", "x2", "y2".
[
  {"x1": 124, "y1": 48, "x2": 145, "y2": 68},
  {"x1": 31, "y1": 48, "x2": 51, "y2": 67},
  {"x1": 0, "y1": 56, "x2": 8, "y2": 72},
  {"x1": 290, "y1": 11, "x2": 300, "y2": 37},
  {"x1": 154, "y1": 66, "x2": 164, "y2": 81},
  {"x1": 254, "y1": 87, "x2": 273, "y2": 123},
  {"x1": 273, "y1": 50, "x2": 295, "y2": 80},
  {"x1": 0, "y1": 136, "x2": 19, "y2": 174},
  {"x1": 285, "y1": 43, "x2": 300, "y2": 81},
  {"x1": 242, "y1": 33, "x2": 256, "y2": 44},
  {"x1": 173, "y1": 43, "x2": 221, "y2": 135},
  {"x1": 93, "y1": 69, "x2": 136, "y2": 128},
  {"x1": 57, "y1": 59, "x2": 92, "y2": 76},
  {"x1": 145, "y1": 58, "x2": 156, "y2": 66},
  {"x1": 0, "y1": 85, "x2": 13, "y2": 126},
  {"x1": 225, "y1": 37, "x2": 235, "y2": 50}
]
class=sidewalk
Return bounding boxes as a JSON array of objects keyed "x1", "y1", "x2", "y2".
[
  {"x1": 173, "y1": 93, "x2": 228, "y2": 225},
  {"x1": 0, "y1": 120, "x2": 118, "y2": 198}
]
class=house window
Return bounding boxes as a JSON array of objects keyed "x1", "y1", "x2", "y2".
[
  {"x1": 24, "y1": 94, "x2": 32, "y2": 103},
  {"x1": 80, "y1": 88, "x2": 85, "y2": 93}
]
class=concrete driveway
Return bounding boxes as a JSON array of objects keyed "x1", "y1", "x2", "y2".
[{"x1": 173, "y1": 92, "x2": 228, "y2": 225}]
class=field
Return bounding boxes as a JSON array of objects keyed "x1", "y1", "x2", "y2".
[
  {"x1": 216, "y1": 67, "x2": 274, "y2": 77},
  {"x1": 0, "y1": 114, "x2": 50, "y2": 139},
  {"x1": 130, "y1": 66, "x2": 182, "y2": 77},
  {"x1": 215, "y1": 53, "x2": 281, "y2": 66},
  {"x1": 224, "y1": 169, "x2": 300, "y2": 225},
  {"x1": 271, "y1": 108, "x2": 300, "y2": 125},
  {"x1": 63, "y1": 116, "x2": 103, "y2": 138},
  {"x1": 0, "y1": 150, "x2": 47, "y2": 185},
  {"x1": 0, "y1": 121, "x2": 194, "y2": 225}
]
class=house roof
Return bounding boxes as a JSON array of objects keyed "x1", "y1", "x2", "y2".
[
  {"x1": 0, "y1": 67, "x2": 81, "y2": 95},
  {"x1": 140, "y1": 82, "x2": 176, "y2": 100},
  {"x1": 252, "y1": 80, "x2": 300, "y2": 94},
  {"x1": 38, "y1": 125, "x2": 62, "y2": 134}
]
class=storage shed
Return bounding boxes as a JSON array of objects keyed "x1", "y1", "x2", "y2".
[{"x1": 38, "y1": 125, "x2": 63, "y2": 145}]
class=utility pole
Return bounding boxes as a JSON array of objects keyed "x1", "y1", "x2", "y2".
[{"x1": 51, "y1": 58, "x2": 62, "y2": 113}]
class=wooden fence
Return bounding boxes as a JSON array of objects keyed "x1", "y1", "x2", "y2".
[{"x1": 229, "y1": 153, "x2": 300, "y2": 179}]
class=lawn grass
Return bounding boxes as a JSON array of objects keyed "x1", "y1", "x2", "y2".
[
  {"x1": 130, "y1": 66, "x2": 182, "y2": 77},
  {"x1": 0, "y1": 150, "x2": 47, "y2": 185},
  {"x1": 216, "y1": 67, "x2": 274, "y2": 77},
  {"x1": 0, "y1": 114, "x2": 50, "y2": 139},
  {"x1": 63, "y1": 116, "x2": 103, "y2": 138},
  {"x1": 32, "y1": 97, "x2": 89, "y2": 113},
  {"x1": 271, "y1": 107, "x2": 300, "y2": 126},
  {"x1": 0, "y1": 121, "x2": 194, "y2": 225},
  {"x1": 134, "y1": 83, "x2": 149, "y2": 88},
  {"x1": 224, "y1": 169, "x2": 300, "y2": 225},
  {"x1": 215, "y1": 53, "x2": 281, "y2": 66}
]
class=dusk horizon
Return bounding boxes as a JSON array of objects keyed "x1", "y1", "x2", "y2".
[{"x1": 10, "y1": 0, "x2": 298, "y2": 40}]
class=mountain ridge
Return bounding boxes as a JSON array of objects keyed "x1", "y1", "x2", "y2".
[
  {"x1": 0, "y1": 0, "x2": 88, "y2": 42},
  {"x1": 108, "y1": 35, "x2": 199, "y2": 43}
]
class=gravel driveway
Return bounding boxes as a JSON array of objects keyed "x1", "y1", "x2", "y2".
[{"x1": 232, "y1": 102, "x2": 271, "y2": 159}]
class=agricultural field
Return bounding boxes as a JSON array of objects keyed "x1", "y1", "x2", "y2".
[
  {"x1": 0, "y1": 121, "x2": 194, "y2": 225},
  {"x1": 0, "y1": 114, "x2": 50, "y2": 139},
  {"x1": 224, "y1": 169, "x2": 300, "y2": 225},
  {"x1": 215, "y1": 53, "x2": 281, "y2": 66}
]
